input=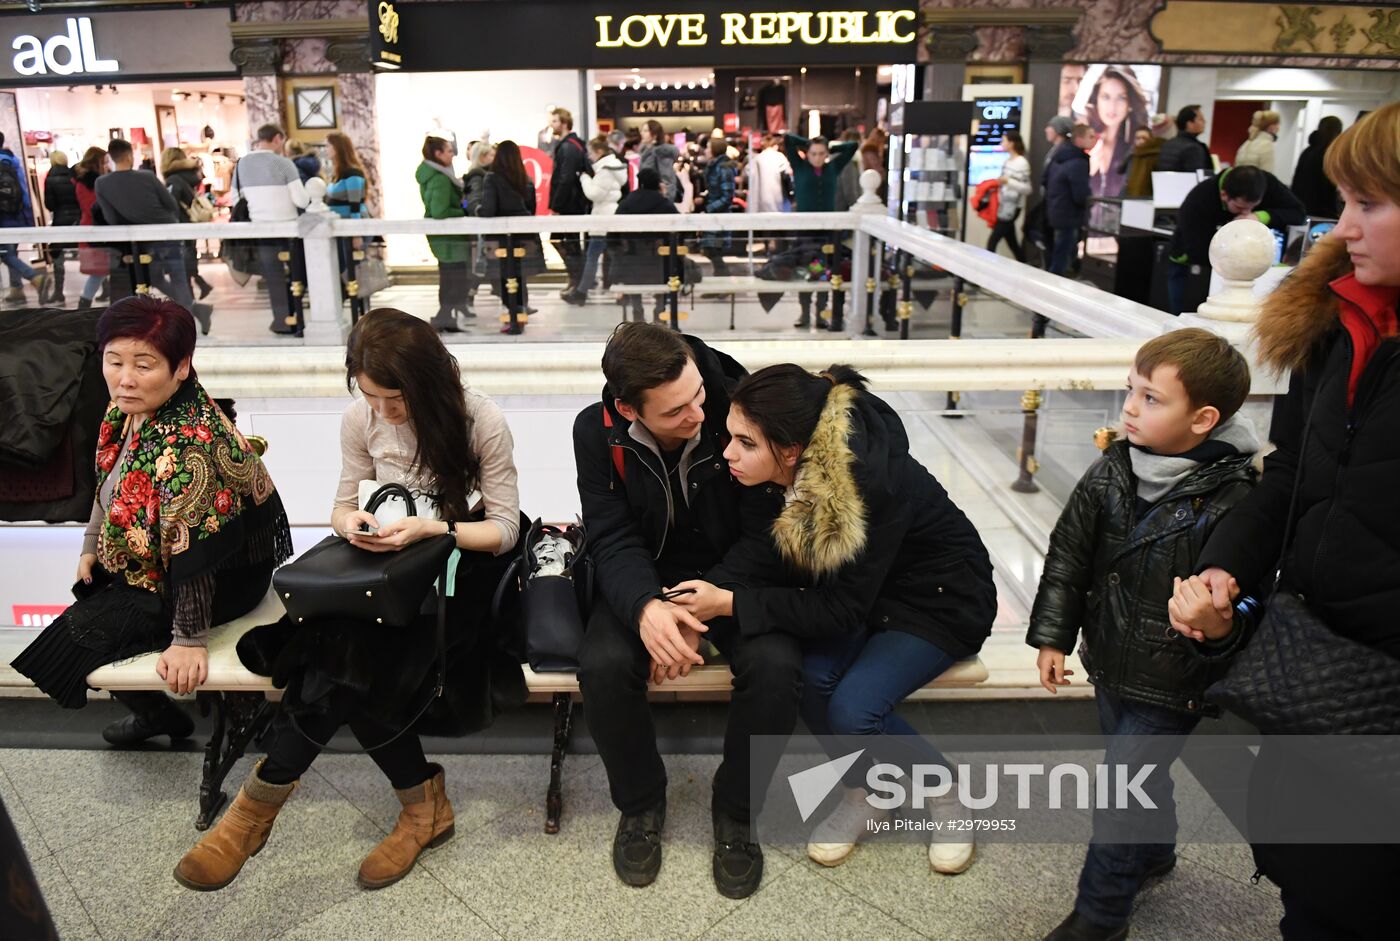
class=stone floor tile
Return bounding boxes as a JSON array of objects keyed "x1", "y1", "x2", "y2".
[
  {"x1": 30, "y1": 853, "x2": 103, "y2": 941},
  {"x1": 279, "y1": 868, "x2": 502, "y2": 941},
  {"x1": 695, "y1": 864, "x2": 929, "y2": 941},
  {"x1": 0, "y1": 762, "x2": 52, "y2": 860}
]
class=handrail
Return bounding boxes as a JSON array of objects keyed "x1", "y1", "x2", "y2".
[
  {"x1": 858, "y1": 216, "x2": 1175, "y2": 340},
  {"x1": 192, "y1": 337, "x2": 1150, "y2": 399}
]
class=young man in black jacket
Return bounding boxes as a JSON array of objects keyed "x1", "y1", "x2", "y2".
[
  {"x1": 574, "y1": 323, "x2": 803, "y2": 900},
  {"x1": 548, "y1": 107, "x2": 591, "y2": 299},
  {"x1": 1156, "y1": 105, "x2": 1213, "y2": 174},
  {"x1": 1028, "y1": 329, "x2": 1258, "y2": 941},
  {"x1": 1166, "y1": 165, "x2": 1306, "y2": 315}
]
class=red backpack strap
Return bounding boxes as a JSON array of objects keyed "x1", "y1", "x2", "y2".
[{"x1": 602, "y1": 408, "x2": 626, "y2": 482}]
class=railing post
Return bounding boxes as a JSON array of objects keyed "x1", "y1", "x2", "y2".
[
  {"x1": 1011, "y1": 389, "x2": 1043, "y2": 493},
  {"x1": 299, "y1": 180, "x2": 344, "y2": 343},
  {"x1": 898, "y1": 252, "x2": 914, "y2": 341},
  {"x1": 500, "y1": 234, "x2": 524, "y2": 335},
  {"x1": 344, "y1": 241, "x2": 365, "y2": 324},
  {"x1": 849, "y1": 227, "x2": 871, "y2": 337},
  {"x1": 665, "y1": 233, "x2": 683, "y2": 333},
  {"x1": 132, "y1": 242, "x2": 150, "y2": 296}
]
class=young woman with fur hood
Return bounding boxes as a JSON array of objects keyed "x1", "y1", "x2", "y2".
[
  {"x1": 1171, "y1": 101, "x2": 1400, "y2": 940},
  {"x1": 669, "y1": 364, "x2": 996, "y2": 876}
]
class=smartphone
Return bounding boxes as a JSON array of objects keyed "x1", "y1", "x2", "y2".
[
  {"x1": 660, "y1": 587, "x2": 696, "y2": 601},
  {"x1": 346, "y1": 523, "x2": 380, "y2": 538}
]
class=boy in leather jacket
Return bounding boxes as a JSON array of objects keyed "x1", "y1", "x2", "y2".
[{"x1": 1027, "y1": 328, "x2": 1259, "y2": 941}]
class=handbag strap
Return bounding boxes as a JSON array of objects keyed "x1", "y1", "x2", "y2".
[
  {"x1": 365, "y1": 481, "x2": 417, "y2": 517},
  {"x1": 1270, "y1": 380, "x2": 1322, "y2": 594}
]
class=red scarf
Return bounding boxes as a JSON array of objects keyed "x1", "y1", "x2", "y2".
[{"x1": 1331, "y1": 273, "x2": 1400, "y2": 406}]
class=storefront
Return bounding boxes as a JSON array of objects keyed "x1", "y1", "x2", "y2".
[
  {"x1": 0, "y1": 4, "x2": 243, "y2": 220},
  {"x1": 369, "y1": 0, "x2": 918, "y2": 263}
]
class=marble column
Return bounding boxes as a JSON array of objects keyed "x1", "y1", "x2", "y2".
[
  {"x1": 232, "y1": 40, "x2": 285, "y2": 141},
  {"x1": 324, "y1": 41, "x2": 383, "y2": 219}
]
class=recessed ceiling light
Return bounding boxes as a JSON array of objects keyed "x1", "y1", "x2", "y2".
[
  {"x1": 700, "y1": 80, "x2": 709, "y2": 89},
  {"x1": 660, "y1": 81, "x2": 668, "y2": 89},
  {"x1": 688, "y1": 82, "x2": 696, "y2": 89},
  {"x1": 618, "y1": 82, "x2": 627, "y2": 90},
  {"x1": 631, "y1": 67, "x2": 640, "y2": 73},
  {"x1": 594, "y1": 84, "x2": 602, "y2": 91},
  {"x1": 646, "y1": 82, "x2": 654, "y2": 90}
]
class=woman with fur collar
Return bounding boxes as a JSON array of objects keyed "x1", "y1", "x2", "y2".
[
  {"x1": 669, "y1": 364, "x2": 996, "y2": 876},
  {"x1": 1172, "y1": 101, "x2": 1400, "y2": 940}
]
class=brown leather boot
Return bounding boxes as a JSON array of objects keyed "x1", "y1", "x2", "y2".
[
  {"x1": 173, "y1": 761, "x2": 296, "y2": 891},
  {"x1": 357, "y1": 764, "x2": 455, "y2": 889}
]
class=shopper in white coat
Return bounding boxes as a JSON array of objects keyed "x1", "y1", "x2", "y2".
[
  {"x1": 987, "y1": 131, "x2": 1032, "y2": 262},
  {"x1": 1234, "y1": 110, "x2": 1280, "y2": 176},
  {"x1": 746, "y1": 135, "x2": 793, "y2": 214},
  {"x1": 566, "y1": 137, "x2": 630, "y2": 304}
]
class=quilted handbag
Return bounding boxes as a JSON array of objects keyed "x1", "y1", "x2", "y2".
[
  {"x1": 1206, "y1": 590, "x2": 1400, "y2": 734},
  {"x1": 1206, "y1": 393, "x2": 1400, "y2": 734}
]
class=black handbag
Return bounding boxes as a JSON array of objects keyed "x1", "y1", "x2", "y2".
[
  {"x1": 492, "y1": 518, "x2": 591, "y2": 672},
  {"x1": 273, "y1": 484, "x2": 456, "y2": 629},
  {"x1": 1206, "y1": 394, "x2": 1400, "y2": 734}
]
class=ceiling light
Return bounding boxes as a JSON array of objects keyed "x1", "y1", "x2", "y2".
[
  {"x1": 660, "y1": 81, "x2": 668, "y2": 89},
  {"x1": 688, "y1": 82, "x2": 696, "y2": 89},
  {"x1": 631, "y1": 67, "x2": 640, "y2": 73},
  {"x1": 594, "y1": 83, "x2": 602, "y2": 91},
  {"x1": 619, "y1": 82, "x2": 627, "y2": 90},
  {"x1": 646, "y1": 82, "x2": 654, "y2": 90},
  {"x1": 700, "y1": 80, "x2": 708, "y2": 89}
]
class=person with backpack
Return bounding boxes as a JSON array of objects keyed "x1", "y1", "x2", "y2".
[
  {"x1": 0, "y1": 131, "x2": 50, "y2": 304},
  {"x1": 548, "y1": 108, "x2": 592, "y2": 301},
  {"x1": 41, "y1": 150, "x2": 80, "y2": 305}
]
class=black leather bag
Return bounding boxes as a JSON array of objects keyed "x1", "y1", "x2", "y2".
[
  {"x1": 273, "y1": 484, "x2": 456, "y2": 629},
  {"x1": 492, "y1": 518, "x2": 591, "y2": 672}
]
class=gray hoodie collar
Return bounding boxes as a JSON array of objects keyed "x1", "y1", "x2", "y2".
[
  {"x1": 1129, "y1": 413, "x2": 1261, "y2": 504},
  {"x1": 425, "y1": 159, "x2": 463, "y2": 190}
]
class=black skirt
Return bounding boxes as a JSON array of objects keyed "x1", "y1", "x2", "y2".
[
  {"x1": 10, "y1": 561, "x2": 274, "y2": 709},
  {"x1": 236, "y1": 547, "x2": 525, "y2": 738}
]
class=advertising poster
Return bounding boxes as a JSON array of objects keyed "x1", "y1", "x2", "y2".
[{"x1": 1060, "y1": 63, "x2": 1162, "y2": 198}]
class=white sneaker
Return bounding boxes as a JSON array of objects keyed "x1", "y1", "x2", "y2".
[
  {"x1": 806, "y1": 786, "x2": 890, "y2": 867},
  {"x1": 927, "y1": 793, "x2": 976, "y2": 875}
]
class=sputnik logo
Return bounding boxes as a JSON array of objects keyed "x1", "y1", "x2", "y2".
[{"x1": 786, "y1": 750, "x2": 865, "y2": 822}]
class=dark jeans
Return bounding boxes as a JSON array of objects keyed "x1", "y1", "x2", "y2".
[
  {"x1": 578, "y1": 598, "x2": 803, "y2": 821},
  {"x1": 553, "y1": 232, "x2": 585, "y2": 289},
  {"x1": 257, "y1": 239, "x2": 306, "y2": 321},
  {"x1": 1074, "y1": 686, "x2": 1199, "y2": 929},
  {"x1": 436, "y1": 260, "x2": 472, "y2": 318},
  {"x1": 802, "y1": 629, "x2": 957, "y2": 788},
  {"x1": 1167, "y1": 262, "x2": 1189, "y2": 316},
  {"x1": 259, "y1": 685, "x2": 432, "y2": 791},
  {"x1": 1048, "y1": 225, "x2": 1079, "y2": 276},
  {"x1": 149, "y1": 242, "x2": 193, "y2": 309},
  {"x1": 987, "y1": 216, "x2": 1025, "y2": 262}
]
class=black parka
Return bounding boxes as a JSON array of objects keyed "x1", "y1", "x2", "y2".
[
  {"x1": 573, "y1": 336, "x2": 747, "y2": 629},
  {"x1": 710, "y1": 383, "x2": 996, "y2": 660},
  {"x1": 1027, "y1": 439, "x2": 1256, "y2": 716}
]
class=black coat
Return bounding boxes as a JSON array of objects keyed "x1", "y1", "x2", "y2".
[
  {"x1": 1156, "y1": 132, "x2": 1212, "y2": 173},
  {"x1": 463, "y1": 166, "x2": 488, "y2": 217},
  {"x1": 710, "y1": 384, "x2": 996, "y2": 660},
  {"x1": 478, "y1": 173, "x2": 543, "y2": 272},
  {"x1": 549, "y1": 132, "x2": 592, "y2": 216},
  {"x1": 43, "y1": 165, "x2": 80, "y2": 226},
  {"x1": 166, "y1": 168, "x2": 202, "y2": 223},
  {"x1": 1044, "y1": 143, "x2": 1090, "y2": 230},
  {"x1": 610, "y1": 187, "x2": 679, "y2": 284},
  {"x1": 1198, "y1": 239, "x2": 1400, "y2": 660},
  {"x1": 1290, "y1": 131, "x2": 1339, "y2": 218},
  {"x1": 573, "y1": 336, "x2": 746, "y2": 628},
  {"x1": 1027, "y1": 440, "x2": 1256, "y2": 715},
  {"x1": 1168, "y1": 170, "x2": 1306, "y2": 265}
]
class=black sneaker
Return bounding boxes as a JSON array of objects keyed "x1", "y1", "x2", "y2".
[
  {"x1": 1042, "y1": 911, "x2": 1128, "y2": 941},
  {"x1": 613, "y1": 801, "x2": 665, "y2": 887},
  {"x1": 102, "y1": 703, "x2": 195, "y2": 747},
  {"x1": 712, "y1": 810, "x2": 763, "y2": 899},
  {"x1": 1143, "y1": 854, "x2": 1176, "y2": 881}
]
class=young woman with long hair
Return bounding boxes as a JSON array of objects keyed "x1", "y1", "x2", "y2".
[
  {"x1": 988, "y1": 130, "x2": 1032, "y2": 262},
  {"x1": 669, "y1": 364, "x2": 997, "y2": 876},
  {"x1": 174, "y1": 307, "x2": 524, "y2": 894},
  {"x1": 1083, "y1": 65, "x2": 1151, "y2": 198},
  {"x1": 476, "y1": 140, "x2": 544, "y2": 332}
]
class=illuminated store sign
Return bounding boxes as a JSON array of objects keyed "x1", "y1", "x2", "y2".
[
  {"x1": 594, "y1": 10, "x2": 917, "y2": 49},
  {"x1": 370, "y1": 0, "x2": 919, "y2": 71},
  {"x1": 0, "y1": 7, "x2": 237, "y2": 85}
]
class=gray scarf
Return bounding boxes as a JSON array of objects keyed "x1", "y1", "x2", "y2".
[
  {"x1": 1129, "y1": 413, "x2": 1261, "y2": 504},
  {"x1": 426, "y1": 159, "x2": 463, "y2": 190}
]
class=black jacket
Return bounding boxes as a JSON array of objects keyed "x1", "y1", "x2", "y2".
[
  {"x1": 610, "y1": 188, "x2": 678, "y2": 284},
  {"x1": 1290, "y1": 131, "x2": 1339, "y2": 218},
  {"x1": 479, "y1": 172, "x2": 535, "y2": 217},
  {"x1": 463, "y1": 166, "x2": 489, "y2": 217},
  {"x1": 573, "y1": 336, "x2": 747, "y2": 628},
  {"x1": 1168, "y1": 169, "x2": 1307, "y2": 266},
  {"x1": 1027, "y1": 439, "x2": 1256, "y2": 716},
  {"x1": 1156, "y1": 132, "x2": 1212, "y2": 173},
  {"x1": 1044, "y1": 143, "x2": 1090, "y2": 230},
  {"x1": 710, "y1": 383, "x2": 996, "y2": 660},
  {"x1": 166, "y1": 168, "x2": 203, "y2": 223},
  {"x1": 43, "y1": 165, "x2": 80, "y2": 226},
  {"x1": 1198, "y1": 239, "x2": 1400, "y2": 660},
  {"x1": 549, "y1": 132, "x2": 592, "y2": 216}
]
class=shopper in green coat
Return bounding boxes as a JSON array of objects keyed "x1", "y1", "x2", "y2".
[{"x1": 417, "y1": 136, "x2": 472, "y2": 332}]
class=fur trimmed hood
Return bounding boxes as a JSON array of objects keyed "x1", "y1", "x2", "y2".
[
  {"x1": 1253, "y1": 236, "x2": 1353, "y2": 374},
  {"x1": 770, "y1": 382, "x2": 869, "y2": 577}
]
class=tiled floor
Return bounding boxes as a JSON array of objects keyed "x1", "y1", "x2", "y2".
[{"x1": 1, "y1": 747, "x2": 1283, "y2": 941}]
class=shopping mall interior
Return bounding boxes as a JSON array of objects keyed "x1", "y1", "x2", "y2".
[{"x1": 1, "y1": 2, "x2": 1398, "y2": 940}]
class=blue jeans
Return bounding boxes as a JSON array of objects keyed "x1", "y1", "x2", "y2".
[
  {"x1": 1166, "y1": 262, "x2": 1189, "y2": 316},
  {"x1": 802, "y1": 629, "x2": 957, "y2": 788},
  {"x1": 1075, "y1": 686, "x2": 1200, "y2": 929},
  {"x1": 578, "y1": 236, "x2": 606, "y2": 294},
  {"x1": 1, "y1": 242, "x2": 37, "y2": 283},
  {"x1": 149, "y1": 242, "x2": 193, "y2": 309},
  {"x1": 1048, "y1": 225, "x2": 1079, "y2": 276}
]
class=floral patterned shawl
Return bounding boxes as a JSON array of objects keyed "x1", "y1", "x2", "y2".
[{"x1": 94, "y1": 378, "x2": 291, "y2": 593}]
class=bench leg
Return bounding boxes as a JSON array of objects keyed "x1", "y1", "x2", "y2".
[
  {"x1": 194, "y1": 691, "x2": 276, "y2": 831},
  {"x1": 545, "y1": 692, "x2": 575, "y2": 835}
]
